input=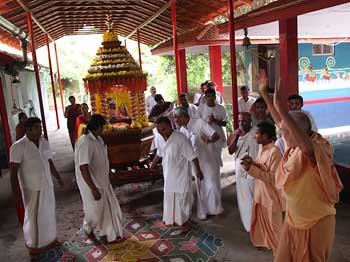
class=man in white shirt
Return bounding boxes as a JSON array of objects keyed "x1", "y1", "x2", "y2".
[
  {"x1": 174, "y1": 108, "x2": 222, "y2": 220},
  {"x1": 179, "y1": 93, "x2": 197, "y2": 118},
  {"x1": 193, "y1": 83, "x2": 206, "y2": 106},
  {"x1": 75, "y1": 114, "x2": 123, "y2": 243},
  {"x1": 151, "y1": 116, "x2": 203, "y2": 227},
  {"x1": 228, "y1": 112, "x2": 259, "y2": 232},
  {"x1": 199, "y1": 81, "x2": 224, "y2": 105},
  {"x1": 146, "y1": 86, "x2": 157, "y2": 115},
  {"x1": 196, "y1": 88, "x2": 227, "y2": 167},
  {"x1": 238, "y1": 86, "x2": 256, "y2": 112},
  {"x1": 10, "y1": 117, "x2": 64, "y2": 258}
]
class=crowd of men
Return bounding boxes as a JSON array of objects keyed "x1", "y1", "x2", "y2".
[{"x1": 9, "y1": 73, "x2": 343, "y2": 261}]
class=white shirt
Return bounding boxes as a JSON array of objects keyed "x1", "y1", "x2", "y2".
[
  {"x1": 10, "y1": 135, "x2": 54, "y2": 190},
  {"x1": 75, "y1": 131, "x2": 110, "y2": 189},
  {"x1": 200, "y1": 92, "x2": 224, "y2": 105},
  {"x1": 235, "y1": 127, "x2": 259, "y2": 179},
  {"x1": 193, "y1": 93, "x2": 203, "y2": 105},
  {"x1": 196, "y1": 103, "x2": 227, "y2": 149},
  {"x1": 238, "y1": 96, "x2": 256, "y2": 112},
  {"x1": 180, "y1": 118, "x2": 215, "y2": 153},
  {"x1": 183, "y1": 104, "x2": 197, "y2": 118},
  {"x1": 157, "y1": 130, "x2": 196, "y2": 193},
  {"x1": 180, "y1": 118, "x2": 221, "y2": 170},
  {"x1": 146, "y1": 95, "x2": 157, "y2": 115}
]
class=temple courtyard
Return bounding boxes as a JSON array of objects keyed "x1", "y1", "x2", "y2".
[{"x1": 0, "y1": 112, "x2": 349, "y2": 262}]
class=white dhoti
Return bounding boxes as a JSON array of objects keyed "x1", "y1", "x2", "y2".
[
  {"x1": 196, "y1": 162, "x2": 223, "y2": 219},
  {"x1": 163, "y1": 192, "x2": 194, "y2": 226},
  {"x1": 22, "y1": 185, "x2": 57, "y2": 249},
  {"x1": 235, "y1": 159, "x2": 255, "y2": 232},
  {"x1": 234, "y1": 127, "x2": 259, "y2": 232},
  {"x1": 80, "y1": 185, "x2": 123, "y2": 242}
]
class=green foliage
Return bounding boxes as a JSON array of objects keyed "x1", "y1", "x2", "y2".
[
  {"x1": 36, "y1": 35, "x2": 247, "y2": 109},
  {"x1": 225, "y1": 103, "x2": 233, "y2": 134},
  {"x1": 222, "y1": 51, "x2": 247, "y2": 87}
]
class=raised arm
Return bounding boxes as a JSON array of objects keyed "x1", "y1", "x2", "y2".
[
  {"x1": 274, "y1": 79, "x2": 314, "y2": 159},
  {"x1": 258, "y1": 69, "x2": 281, "y2": 127}
]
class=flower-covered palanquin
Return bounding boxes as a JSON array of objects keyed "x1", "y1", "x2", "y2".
[
  {"x1": 82, "y1": 17, "x2": 157, "y2": 174},
  {"x1": 84, "y1": 18, "x2": 148, "y2": 129}
]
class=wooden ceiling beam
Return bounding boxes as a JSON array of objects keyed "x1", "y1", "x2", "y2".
[
  {"x1": 0, "y1": 2, "x2": 21, "y2": 15},
  {"x1": 115, "y1": 22, "x2": 168, "y2": 41}
]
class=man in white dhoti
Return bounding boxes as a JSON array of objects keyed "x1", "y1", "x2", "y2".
[
  {"x1": 228, "y1": 112, "x2": 259, "y2": 232},
  {"x1": 75, "y1": 114, "x2": 123, "y2": 243},
  {"x1": 10, "y1": 117, "x2": 64, "y2": 258},
  {"x1": 196, "y1": 88, "x2": 227, "y2": 214},
  {"x1": 174, "y1": 108, "x2": 222, "y2": 220},
  {"x1": 179, "y1": 93, "x2": 197, "y2": 118},
  {"x1": 151, "y1": 116, "x2": 203, "y2": 227}
]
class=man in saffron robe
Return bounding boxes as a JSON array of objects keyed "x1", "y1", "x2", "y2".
[
  {"x1": 258, "y1": 69, "x2": 343, "y2": 262},
  {"x1": 241, "y1": 121, "x2": 283, "y2": 253}
]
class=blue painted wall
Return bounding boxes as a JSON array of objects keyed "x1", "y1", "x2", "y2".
[{"x1": 298, "y1": 42, "x2": 350, "y2": 82}]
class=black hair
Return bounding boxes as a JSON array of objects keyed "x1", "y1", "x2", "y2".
[
  {"x1": 255, "y1": 97, "x2": 266, "y2": 105},
  {"x1": 205, "y1": 87, "x2": 216, "y2": 96},
  {"x1": 200, "y1": 82, "x2": 206, "y2": 87},
  {"x1": 179, "y1": 93, "x2": 187, "y2": 99},
  {"x1": 154, "y1": 94, "x2": 164, "y2": 102},
  {"x1": 81, "y1": 102, "x2": 88, "y2": 107},
  {"x1": 257, "y1": 121, "x2": 276, "y2": 140},
  {"x1": 68, "y1": 95, "x2": 75, "y2": 100},
  {"x1": 206, "y1": 81, "x2": 216, "y2": 89},
  {"x1": 24, "y1": 117, "x2": 41, "y2": 131},
  {"x1": 85, "y1": 114, "x2": 106, "y2": 133},
  {"x1": 288, "y1": 94, "x2": 304, "y2": 104},
  {"x1": 240, "y1": 85, "x2": 248, "y2": 91},
  {"x1": 155, "y1": 116, "x2": 172, "y2": 126},
  {"x1": 18, "y1": 112, "x2": 27, "y2": 122}
]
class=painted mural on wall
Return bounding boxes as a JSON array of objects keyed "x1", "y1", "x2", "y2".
[{"x1": 298, "y1": 43, "x2": 350, "y2": 91}]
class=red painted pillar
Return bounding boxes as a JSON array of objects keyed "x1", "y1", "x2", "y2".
[
  {"x1": 26, "y1": 12, "x2": 48, "y2": 139},
  {"x1": 178, "y1": 49, "x2": 188, "y2": 94},
  {"x1": 0, "y1": 79, "x2": 12, "y2": 157},
  {"x1": 209, "y1": 45, "x2": 223, "y2": 94},
  {"x1": 0, "y1": 78, "x2": 24, "y2": 224},
  {"x1": 137, "y1": 30, "x2": 142, "y2": 70},
  {"x1": 54, "y1": 43, "x2": 65, "y2": 115},
  {"x1": 279, "y1": 17, "x2": 298, "y2": 103},
  {"x1": 228, "y1": 0, "x2": 239, "y2": 129},
  {"x1": 170, "y1": 0, "x2": 181, "y2": 103},
  {"x1": 45, "y1": 34, "x2": 60, "y2": 129}
]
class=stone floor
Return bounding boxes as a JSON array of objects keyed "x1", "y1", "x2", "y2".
[{"x1": 0, "y1": 112, "x2": 349, "y2": 261}]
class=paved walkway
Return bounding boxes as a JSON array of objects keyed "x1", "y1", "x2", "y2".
[{"x1": 0, "y1": 111, "x2": 349, "y2": 261}]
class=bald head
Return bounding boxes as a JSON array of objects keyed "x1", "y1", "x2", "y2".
[
  {"x1": 238, "y1": 112, "x2": 252, "y2": 132},
  {"x1": 239, "y1": 112, "x2": 251, "y2": 121},
  {"x1": 288, "y1": 111, "x2": 312, "y2": 136}
]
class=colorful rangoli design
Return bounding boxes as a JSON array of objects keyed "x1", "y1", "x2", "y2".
[{"x1": 38, "y1": 214, "x2": 223, "y2": 262}]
